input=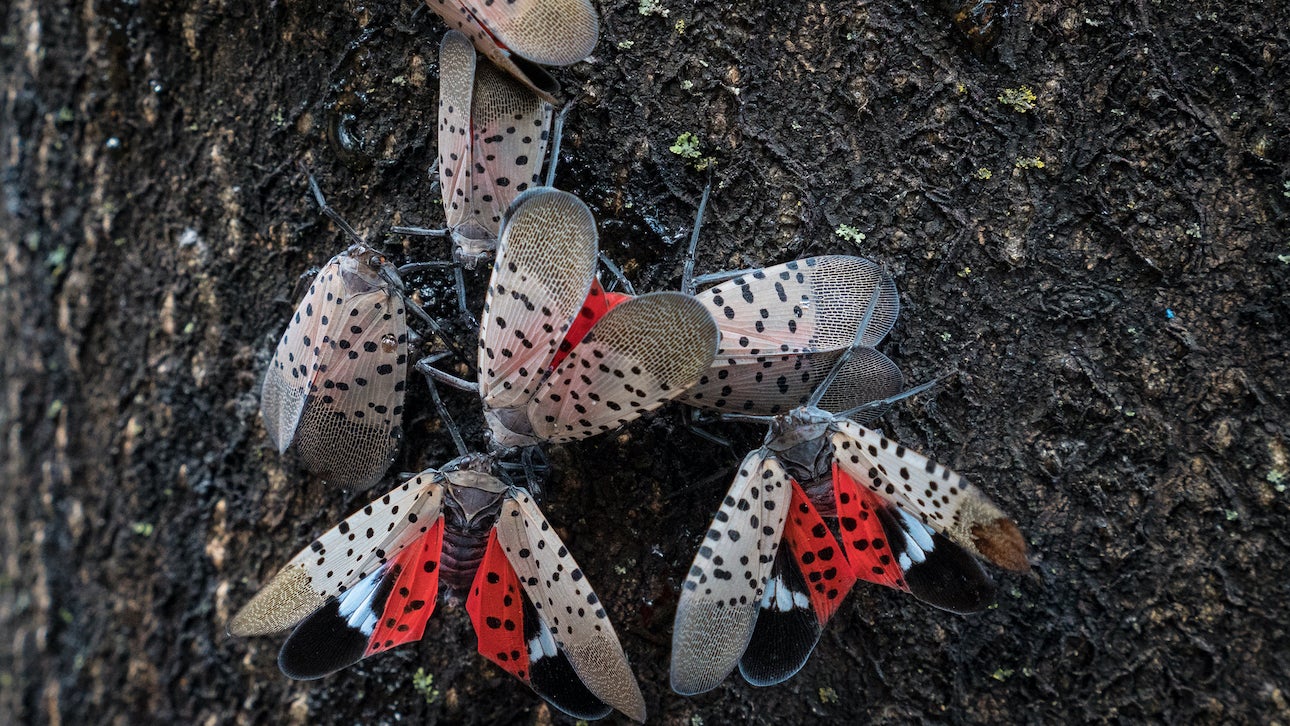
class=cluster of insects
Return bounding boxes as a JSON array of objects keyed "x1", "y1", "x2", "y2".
[{"x1": 230, "y1": 1, "x2": 1030, "y2": 721}]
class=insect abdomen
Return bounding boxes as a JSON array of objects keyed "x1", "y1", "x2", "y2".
[{"x1": 440, "y1": 520, "x2": 494, "y2": 596}]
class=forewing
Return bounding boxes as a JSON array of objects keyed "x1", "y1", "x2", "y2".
[
  {"x1": 479, "y1": 188, "x2": 598, "y2": 409},
  {"x1": 467, "y1": 58, "x2": 553, "y2": 240},
  {"x1": 695, "y1": 256, "x2": 899, "y2": 355},
  {"x1": 670, "y1": 452, "x2": 793, "y2": 696},
  {"x1": 528, "y1": 291, "x2": 718, "y2": 443},
  {"x1": 829, "y1": 421, "x2": 1030, "y2": 572},
  {"x1": 469, "y1": 0, "x2": 600, "y2": 66},
  {"x1": 261, "y1": 259, "x2": 341, "y2": 453},
  {"x1": 438, "y1": 30, "x2": 477, "y2": 232},
  {"x1": 426, "y1": 0, "x2": 561, "y2": 104},
  {"x1": 292, "y1": 285, "x2": 408, "y2": 488},
  {"x1": 276, "y1": 519, "x2": 444, "y2": 679},
  {"x1": 228, "y1": 471, "x2": 445, "y2": 637},
  {"x1": 682, "y1": 346, "x2": 904, "y2": 420},
  {"x1": 495, "y1": 489, "x2": 646, "y2": 722}
]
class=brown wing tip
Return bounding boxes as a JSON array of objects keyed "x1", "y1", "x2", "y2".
[
  {"x1": 227, "y1": 602, "x2": 261, "y2": 638},
  {"x1": 226, "y1": 567, "x2": 322, "y2": 637},
  {"x1": 971, "y1": 517, "x2": 1031, "y2": 572}
]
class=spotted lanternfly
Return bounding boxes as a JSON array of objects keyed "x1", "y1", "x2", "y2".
[
  {"x1": 228, "y1": 454, "x2": 646, "y2": 722},
  {"x1": 260, "y1": 244, "x2": 409, "y2": 488},
  {"x1": 425, "y1": 0, "x2": 599, "y2": 104},
  {"x1": 437, "y1": 30, "x2": 554, "y2": 267},
  {"x1": 477, "y1": 187, "x2": 720, "y2": 449},
  {"x1": 682, "y1": 256, "x2": 908, "y2": 416},
  {"x1": 670, "y1": 402, "x2": 1030, "y2": 694}
]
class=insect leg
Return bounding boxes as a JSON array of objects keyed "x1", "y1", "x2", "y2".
[
  {"x1": 305, "y1": 171, "x2": 366, "y2": 246},
  {"x1": 543, "y1": 99, "x2": 577, "y2": 188},
  {"x1": 597, "y1": 252, "x2": 636, "y2": 295},
  {"x1": 680, "y1": 175, "x2": 713, "y2": 296},
  {"x1": 418, "y1": 358, "x2": 469, "y2": 458}
]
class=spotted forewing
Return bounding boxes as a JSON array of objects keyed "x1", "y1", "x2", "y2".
[
  {"x1": 425, "y1": 0, "x2": 600, "y2": 103},
  {"x1": 828, "y1": 420, "x2": 1030, "y2": 573},
  {"x1": 683, "y1": 256, "x2": 904, "y2": 416},
  {"x1": 528, "y1": 291, "x2": 720, "y2": 443},
  {"x1": 670, "y1": 452, "x2": 792, "y2": 695},
  {"x1": 478, "y1": 187, "x2": 598, "y2": 411},
  {"x1": 438, "y1": 31, "x2": 554, "y2": 264},
  {"x1": 260, "y1": 244, "x2": 408, "y2": 488},
  {"x1": 479, "y1": 188, "x2": 718, "y2": 448}
]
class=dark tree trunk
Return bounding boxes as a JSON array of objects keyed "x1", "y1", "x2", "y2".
[{"x1": 3, "y1": 0, "x2": 1287, "y2": 723}]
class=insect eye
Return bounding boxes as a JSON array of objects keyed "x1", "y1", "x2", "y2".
[{"x1": 368, "y1": 253, "x2": 384, "y2": 268}]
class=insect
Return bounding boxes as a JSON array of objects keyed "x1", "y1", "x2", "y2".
[
  {"x1": 424, "y1": 186, "x2": 720, "y2": 450},
  {"x1": 681, "y1": 255, "x2": 907, "y2": 417},
  {"x1": 670, "y1": 343, "x2": 1030, "y2": 694},
  {"x1": 260, "y1": 242, "x2": 409, "y2": 488},
  {"x1": 228, "y1": 453, "x2": 647, "y2": 721},
  {"x1": 432, "y1": 30, "x2": 555, "y2": 267},
  {"x1": 424, "y1": 0, "x2": 600, "y2": 104}
]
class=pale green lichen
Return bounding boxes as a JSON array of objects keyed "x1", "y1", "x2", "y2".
[
  {"x1": 412, "y1": 668, "x2": 440, "y2": 704},
  {"x1": 670, "y1": 132, "x2": 701, "y2": 159},
  {"x1": 819, "y1": 686, "x2": 839, "y2": 704},
  {"x1": 638, "y1": 0, "x2": 668, "y2": 17},
  {"x1": 998, "y1": 85, "x2": 1037, "y2": 113},
  {"x1": 669, "y1": 133, "x2": 716, "y2": 171},
  {"x1": 834, "y1": 224, "x2": 866, "y2": 244}
]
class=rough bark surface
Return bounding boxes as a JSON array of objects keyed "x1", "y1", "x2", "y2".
[{"x1": 3, "y1": 0, "x2": 1287, "y2": 723}]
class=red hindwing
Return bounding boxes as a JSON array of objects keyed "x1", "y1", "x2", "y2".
[
  {"x1": 366, "y1": 518, "x2": 444, "y2": 656},
  {"x1": 551, "y1": 279, "x2": 632, "y2": 369},
  {"x1": 467, "y1": 529, "x2": 531, "y2": 682},
  {"x1": 782, "y1": 479, "x2": 857, "y2": 624},
  {"x1": 832, "y1": 462, "x2": 910, "y2": 592}
]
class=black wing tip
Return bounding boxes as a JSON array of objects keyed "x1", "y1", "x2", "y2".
[
  {"x1": 277, "y1": 600, "x2": 371, "y2": 680},
  {"x1": 543, "y1": 696, "x2": 613, "y2": 722},
  {"x1": 905, "y1": 534, "x2": 999, "y2": 614},
  {"x1": 737, "y1": 608, "x2": 823, "y2": 688}
]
